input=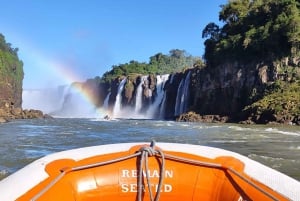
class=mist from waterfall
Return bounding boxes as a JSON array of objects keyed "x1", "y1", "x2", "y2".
[
  {"x1": 22, "y1": 86, "x2": 67, "y2": 114},
  {"x1": 54, "y1": 86, "x2": 99, "y2": 118},
  {"x1": 23, "y1": 85, "x2": 100, "y2": 118}
]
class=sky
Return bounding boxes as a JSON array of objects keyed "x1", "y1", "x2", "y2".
[{"x1": 1, "y1": 0, "x2": 227, "y2": 89}]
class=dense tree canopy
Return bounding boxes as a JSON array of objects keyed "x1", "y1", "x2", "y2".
[
  {"x1": 0, "y1": 34, "x2": 19, "y2": 56},
  {"x1": 101, "y1": 49, "x2": 200, "y2": 82},
  {"x1": 0, "y1": 33, "x2": 23, "y2": 80},
  {"x1": 202, "y1": 0, "x2": 300, "y2": 66}
]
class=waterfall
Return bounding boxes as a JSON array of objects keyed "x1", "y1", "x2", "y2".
[
  {"x1": 174, "y1": 79, "x2": 184, "y2": 116},
  {"x1": 180, "y1": 71, "x2": 191, "y2": 114},
  {"x1": 112, "y1": 78, "x2": 127, "y2": 118},
  {"x1": 169, "y1": 74, "x2": 175, "y2": 84},
  {"x1": 103, "y1": 92, "x2": 111, "y2": 110},
  {"x1": 159, "y1": 92, "x2": 167, "y2": 119},
  {"x1": 135, "y1": 76, "x2": 148, "y2": 113},
  {"x1": 174, "y1": 71, "x2": 191, "y2": 116},
  {"x1": 146, "y1": 74, "x2": 169, "y2": 119},
  {"x1": 22, "y1": 85, "x2": 68, "y2": 114}
]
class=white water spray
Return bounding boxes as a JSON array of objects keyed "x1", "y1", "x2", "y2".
[
  {"x1": 146, "y1": 74, "x2": 169, "y2": 118},
  {"x1": 135, "y1": 76, "x2": 148, "y2": 113},
  {"x1": 103, "y1": 92, "x2": 111, "y2": 110},
  {"x1": 22, "y1": 86, "x2": 67, "y2": 114},
  {"x1": 174, "y1": 71, "x2": 191, "y2": 116},
  {"x1": 112, "y1": 78, "x2": 127, "y2": 118}
]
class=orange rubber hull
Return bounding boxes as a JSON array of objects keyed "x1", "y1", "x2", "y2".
[{"x1": 1, "y1": 143, "x2": 298, "y2": 201}]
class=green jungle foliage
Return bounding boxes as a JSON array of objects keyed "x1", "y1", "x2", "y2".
[
  {"x1": 100, "y1": 49, "x2": 200, "y2": 82},
  {"x1": 202, "y1": 0, "x2": 300, "y2": 66},
  {"x1": 0, "y1": 33, "x2": 24, "y2": 85},
  {"x1": 245, "y1": 80, "x2": 300, "y2": 115}
]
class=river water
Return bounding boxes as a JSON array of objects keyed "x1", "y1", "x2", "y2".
[{"x1": 0, "y1": 118, "x2": 299, "y2": 181}]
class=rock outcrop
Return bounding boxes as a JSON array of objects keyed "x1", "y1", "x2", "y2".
[{"x1": 0, "y1": 33, "x2": 49, "y2": 122}]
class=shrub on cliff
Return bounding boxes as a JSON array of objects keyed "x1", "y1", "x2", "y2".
[
  {"x1": 243, "y1": 80, "x2": 300, "y2": 124},
  {"x1": 0, "y1": 33, "x2": 24, "y2": 108}
]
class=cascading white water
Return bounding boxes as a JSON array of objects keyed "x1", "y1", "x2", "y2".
[
  {"x1": 159, "y1": 74, "x2": 174, "y2": 119},
  {"x1": 102, "y1": 92, "x2": 111, "y2": 110},
  {"x1": 23, "y1": 72, "x2": 191, "y2": 120},
  {"x1": 112, "y1": 78, "x2": 127, "y2": 118},
  {"x1": 169, "y1": 74, "x2": 175, "y2": 84},
  {"x1": 146, "y1": 74, "x2": 169, "y2": 119},
  {"x1": 159, "y1": 92, "x2": 167, "y2": 119},
  {"x1": 174, "y1": 79, "x2": 184, "y2": 116},
  {"x1": 180, "y1": 71, "x2": 191, "y2": 114},
  {"x1": 135, "y1": 76, "x2": 148, "y2": 113},
  {"x1": 174, "y1": 71, "x2": 191, "y2": 116}
]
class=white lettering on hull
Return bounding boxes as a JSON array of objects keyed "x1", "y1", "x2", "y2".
[
  {"x1": 121, "y1": 169, "x2": 173, "y2": 178},
  {"x1": 121, "y1": 183, "x2": 172, "y2": 193},
  {"x1": 120, "y1": 169, "x2": 174, "y2": 193}
]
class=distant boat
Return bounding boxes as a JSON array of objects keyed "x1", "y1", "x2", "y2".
[
  {"x1": 103, "y1": 115, "x2": 111, "y2": 120},
  {"x1": 1, "y1": 142, "x2": 299, "y2": 201}
]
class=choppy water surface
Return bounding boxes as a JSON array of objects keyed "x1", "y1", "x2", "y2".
[{"x1": 0, "y1": 118, "x2": 299, "y2": 181}]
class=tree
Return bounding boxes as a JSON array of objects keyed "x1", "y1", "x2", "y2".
[
  {"x1": 202, "y1": 0, "x2": 300, "y2": 65},
  {"x1": 202, "y1": 22, "x2": 220, "y2": 41},
  {"x1": 100, "y1": 50, "x2": 201, "y2": 82}
]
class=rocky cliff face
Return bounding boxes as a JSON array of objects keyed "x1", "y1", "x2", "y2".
[
  {"x1": 0, "y1": 57, "x2": 23, "y2": 109},
  {"x1": 0, "y1": 34, "x2": 24, "y2": 121},
  {"x1": 89, "y1": 58, "x2": 299, "y2": 125},
  {"x1": 0, "y1": 34, "x2": 49, "y2": 122},
  {"x1": 190, "y1": 62, "x2": 275, "y2": 117}
]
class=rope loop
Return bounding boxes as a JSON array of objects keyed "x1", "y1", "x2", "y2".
[
  {"x1": 138, "y1": 146, "x2": 156, "y2": 156},
  {"x1": 137, "y1": 140, "x2": 165, "y2": 201}
]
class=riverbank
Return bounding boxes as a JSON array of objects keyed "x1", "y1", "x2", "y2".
[
  {"x1": 177, "y1": 111, "x2": 300, "y2": 126},
  {"x1": 0, "y1": 103, "x2": 51, "y2": 123}
]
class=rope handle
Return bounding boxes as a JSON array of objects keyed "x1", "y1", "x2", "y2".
[{"x1": 137, "y1": 140, "x2": 165, "y2": 201}]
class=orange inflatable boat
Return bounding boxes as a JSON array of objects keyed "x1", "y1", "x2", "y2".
[{"x1": 0, "y1": 142, "x2": 299, "y2": 201}]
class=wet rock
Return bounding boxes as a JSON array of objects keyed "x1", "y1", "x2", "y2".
[
  {"x1": 0, "y1": 117, "x2": 8, "y2": 123},
  {"x1": 176, "y1": 111, "x2": 229, "y2": 123}
]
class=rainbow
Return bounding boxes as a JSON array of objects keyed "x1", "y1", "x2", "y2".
[{"x1": 13, "y1": 34, "x2": 106, "y2": 118}]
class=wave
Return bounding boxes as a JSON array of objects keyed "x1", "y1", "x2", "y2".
[
  {"x1": 0, "y1": 169, "x2": 9, "y2": 177},
  {"x1": 228, "y1": 125, "x2": 258, "y2": 132},
  {"x1": 247, "y1": 154, "x2": 286, "y2": 169},
  {"x1": 265, "y1": 128, "x2": 300, "y2": 136},
  {"x1": 212, "y1": 140, "x2": 247, "y2": 143},
  {"x1": 289, "y1": 146, "x2": 300, "y2": 150}
]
